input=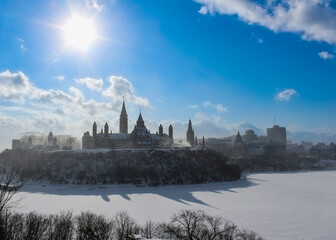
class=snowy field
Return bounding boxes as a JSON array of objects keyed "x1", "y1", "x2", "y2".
[{"x1": 14, "y1": 171, "x2": 336, "y2": 240}]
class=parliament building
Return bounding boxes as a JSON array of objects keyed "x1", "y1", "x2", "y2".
[{"x1": 82, "y1": 101, "x2": 173, "y2": 149}]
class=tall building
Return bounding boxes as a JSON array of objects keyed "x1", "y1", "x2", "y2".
[
  {"x1": 82, "y1": 102, "x2": 173, "y2": 149},
  {"x1": 93, "y1": 122, "x2": 97, "y2": 137},
  {"x1": 169, "y1": 124, "x2": 173, "y2": 140},
  {"x1": 186, "y1": 119, "x2": 195, "y2": 146},
  {"x1": 119, "y1": 101, "x2": 128, "y2": 134},
  {"x1": 47, "y1": 132, "x2": 57, "y2": 146},
  {"x1": 159, "y1": 124, "x2": 163, "y2": 135},
  {"x1": 267, "y1": 125, "x2": 287, "y2": 144}
]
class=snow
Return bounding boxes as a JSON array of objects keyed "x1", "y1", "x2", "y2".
[{"x1": 13, "y1": 171, "x2": 336, "y2": 240}]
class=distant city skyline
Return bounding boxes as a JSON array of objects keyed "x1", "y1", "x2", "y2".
[{"x1": 0, "y1": 0, "x2": 336, "y2": 150}]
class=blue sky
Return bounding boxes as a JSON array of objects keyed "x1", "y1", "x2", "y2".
[{"x1": 0, "y1": 0, "x2": 336, "y2": 149}]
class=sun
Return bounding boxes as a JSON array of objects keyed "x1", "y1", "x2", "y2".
[{"x1": 63, "y1": 14, "x2": 96, "y2": 50}]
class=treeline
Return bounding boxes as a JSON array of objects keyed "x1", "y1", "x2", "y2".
[
  {"x1": 0, "y1": 149, "x2": 241, "y2": 185},
  {"x1": 0, "y1": 209, "x2": 263, "y2": 240},
  {"x1": 230, "y1": 155, "x2": 333, "y2": 173}
]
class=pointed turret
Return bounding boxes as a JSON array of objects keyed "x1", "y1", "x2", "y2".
[
  {"x1": 169, "y1": 124, "x2": 173, "y2": 140},
  {"x1": 235, "y1": 131, "x2": 242, "y2": 143},
  {"x1": 186, "y1": 119, "x2": 195, "y2": 146},
  {"x1": 188, "y1": 119, "x2": 192, "y2": 129},
  {"x1": 136, "y1": 112, "x2": 145, "y2": 127},
  {"x1": 159, "y1": 124, "x2": 163, "y2": 136},
  {"x1": 119, "y1": 101, "x2": 128, "y2": 134}
]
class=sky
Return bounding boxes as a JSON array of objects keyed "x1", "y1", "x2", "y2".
[{"x1": 0, "y1": 0, "x2": 336, "y2": 149}]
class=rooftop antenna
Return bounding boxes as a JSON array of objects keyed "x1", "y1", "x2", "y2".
[{"x1": 274, "y1": 114, "x2": 276, "y2": 125}]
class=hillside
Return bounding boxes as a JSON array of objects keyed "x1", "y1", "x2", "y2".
[{"x1": 0, "y1": 148, "x2": 241, "y2": 185}]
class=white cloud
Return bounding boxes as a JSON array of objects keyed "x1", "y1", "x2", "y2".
[
  {"x1": 102, "y1": 76, "x2": 152, "y2": 108},
  {"x1": 275, "y1": 88, "x2": 298, "y2": 101},
  {"x1": 0, "y1": 70, "x2": 32, "y2": 102},
  {"x1": 318, "y1": 51, "x2": 334, "y2": 60},
  {"x1": 54, "y1": 76, "x2": 65, "y2": 81},
  {"x1": 85, "y1": 0, "x2": 103, "y2": 11},
  {"x1": 188, "y1": 104, "x2": 199, "y2": 109},
  {"x1": 75, "y1": 77, "x2": 103, "y2": 91},
  {"x1": 0, "y1": 70, "x2": 153, "y2": 150},
  {"x1": 195, "y1": 0, "x2": 336, "y2": 45},
  {"x1": 203, "y1": 100, "x2": 228, "y2": 112},
  {"x1": 18, "y1": 38, "x2": 27, "y2": 52}
]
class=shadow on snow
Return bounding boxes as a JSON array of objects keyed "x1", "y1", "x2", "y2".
[{"x1": 19, "y1": 178, "x2": 259, "y2": 208}]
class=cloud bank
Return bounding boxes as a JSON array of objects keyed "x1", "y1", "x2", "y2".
[
  {"x1": 195, "y1": 0, "x2": 336, "y2": 45},
  {"x1": 0, "y1": 70, "x2": 31, "y2": 102},
  {"x1": 0, "y1": 70, "x2": 152, "y2": 150}
]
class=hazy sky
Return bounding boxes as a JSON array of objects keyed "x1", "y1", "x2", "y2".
[{"x1": 0, "y1": 0, "x2": 336, "y2": 149}]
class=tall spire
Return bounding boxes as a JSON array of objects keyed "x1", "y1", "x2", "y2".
[
  {"x1": 235, "y1": 131, "x2": 242, "y2": 143},
  {"x1": 121, "y1": 101, "x2": 127, "y2": 115},
  {"x1": 188, "y1": 119, "x2": 192, "y2": 129},
  {"x1": 119, "y1": 101, "x2": 128, "y2": 134},
  {"x1": 136, "y1": 112, "x2": 145, "y2": 127},
  {"x1": 186, "y1": 119, "x2": 195, "y2": 146}
]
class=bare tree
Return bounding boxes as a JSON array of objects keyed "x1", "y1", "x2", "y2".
[
  {"x1": 24, "y1": 212, "x2": 52, "y2": 239},
  {"x1": 235, "y1": 229, "x2": 264, "y2": 240},
  {"x1": 0, "y1": 170, "x2": 25, "y2": 213},
  {"x1": 141, "y1": 219, "x2": 157, "y2": 239},
  {"x1": 76, "y1": 211, "x2": 112, "y2": 240},
  {"x1": 5, "y1": 212, "x2": 25, "y2": 240},
  {"x1": 48, "y1": 211, "x2": 75, "y2": 240},
  {"x1": 113, "y1": 211, "x2": 139, "y2": 240},
  {"x1": 162, "y1": 210, "x2": 240, "y2": 240},
  {"x1": 222, "y1": 221, "x2": 238, "y2": 240},
  {"x1": 203, "y1": 215, "x2": 238, "y2": 240},
  {"x1": 163, "y1": 209, "x2": 206, "y2": 240},
  {"x1": 0, "y1": 169, "x2": 25, "y2": 238}
]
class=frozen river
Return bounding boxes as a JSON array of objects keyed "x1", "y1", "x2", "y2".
[{"x1": 14, "y1": 171, "x2": 336, "y2": 240}]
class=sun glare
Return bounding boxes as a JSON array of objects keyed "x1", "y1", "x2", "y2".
[{"x1": 63, "y1": 15, "x2": 96, "y2": 50}]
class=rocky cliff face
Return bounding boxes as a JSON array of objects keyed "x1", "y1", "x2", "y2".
[{"x1": 0, "y1": 148, "x2": 241, "y2": 185}]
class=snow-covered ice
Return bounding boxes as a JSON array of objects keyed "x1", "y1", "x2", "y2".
[{"x1": 13, "y1": 171, "x2": 336, "y2": 240}]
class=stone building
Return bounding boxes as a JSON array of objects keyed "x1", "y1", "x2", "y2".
[
  {"x1": 267, "y1": 125, "x2": 287, "y2": 144},
  {"x1": 82, "y1": 101, "x2": 173, "y2": 149},
  {"x1": 186, "y1": 119, "x2": 195, "y2": 146}
]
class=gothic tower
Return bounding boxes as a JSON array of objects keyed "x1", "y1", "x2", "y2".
[
  {"x1": 136, "y1": 112, "x2": 145, "y2": 127},
  {"x1": 92, "y1": 122, "x2": 97, "y2": 137},
  {"x1": 235, "y1": 131, "x2": 242, "y2": 143},
  {"x1": 119, "y1": 101, "x2": 128, "y2": 134},
  {"x1": 169, "y1": 124, "x2": 173, "y2": 140},
  {"x1": 159, "y1": 124, "x2": 163, "y2": 135},
  {"x1": 186, "y1": 119, "x2": 195, "y2": 146},
  {"x1": 104, "y1": 122, "x2": 109, "y2": 137}
]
